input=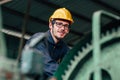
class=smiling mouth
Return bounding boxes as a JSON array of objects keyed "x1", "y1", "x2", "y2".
[{"x1": 59, "y1": 32, "x2": 65, "y2": 35}]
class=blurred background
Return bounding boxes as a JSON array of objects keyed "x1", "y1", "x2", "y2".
[
  {"x1": 0, "y1": 0, "x2": 120, "y2": 59},
  {"x1": 0, "y1": 0, "x2": 120, "y2": 80}
]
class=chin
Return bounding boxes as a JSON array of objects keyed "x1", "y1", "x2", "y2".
[
  {"x1": 59, "y1": 35, "x2": 64, "y2": 37},
  {"x1": 57, "y1": 36, "x2": 64, "y2": 40}
]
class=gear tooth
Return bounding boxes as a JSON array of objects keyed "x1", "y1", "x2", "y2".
[
  {"x1": 86, "y1": 43, "x2": 92, "y2": 53},
  {"x1": 82, "y1": 47, "x2": 86, "y2": 52},
  {"x1": 67, "y1": 64, "x2": 71, "y2": 69},
  {"x1": 106, "y1": 30, "x2": 110, "y2": 36},
  {"x1": 62, "y1": 74, "x2": 65, "y2": 79},
  {"x1": 111, "y1": 28, "x2": 116, "y2": 36},
  {"x1": 62, "y1": 70, "x2": 69, "y2": 80},
  {"x1": 64, "y1": 70, "x2": 68, "y2": 75},
  {"x1": 78, "y1": 51, "x2": 81, "y2": 54},
  {"x1": 78, "y1": 51, "x2": 82, "y2": 56},
  {"x1": 86, "y1": 43, "x2": 92, "y2": 49},
  {"x1": 112, "y1": 28, "x2": 116, "y2": 33},
  {"x1": 118, "y1": 27, "x2": 120, "y2": 33},
  {"x1": 117, "y1": 27, "x2": 120, "y2": 37},
  {"x1": 86, "y1": 43, "x2": 90, "y2": 47},
  {"x1": 119, "y1": 27, "x2": 120, "y2": 30},
  {"x1": 101, "y1": 33, "x2": 105, "y2": 38},
  {"x1": 74, "y1": 55, "x2": 79, "y2": 61},
  {"x1": 88, "y1": 40, "x2": 92, "y2": 46},
  {"x1": 70, "y1": 60, "x2": 74, "y2": 64},
  {"x1": 111, "y1": 28, "x2": 120, "y2": 37},
  {"x1": 60, "y1": 27, "x2": 120, "y2": 79}
]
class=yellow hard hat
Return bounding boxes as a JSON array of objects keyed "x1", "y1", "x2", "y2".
[{"x1": 49, "y1": 8, "x2": 74, "y2": 24}]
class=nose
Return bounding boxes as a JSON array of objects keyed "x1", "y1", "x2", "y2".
[{"x1": 60, "y1": 26, "x2": 65, "y2": 30}]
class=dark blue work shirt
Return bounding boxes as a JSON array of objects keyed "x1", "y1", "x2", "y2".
[{"x1": 25, "y1": 30, "x2": 69, "y2": 77}]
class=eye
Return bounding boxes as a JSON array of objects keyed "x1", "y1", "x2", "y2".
[{"x1": 64, "y1": 24, "x2": 69, "y2": 28}]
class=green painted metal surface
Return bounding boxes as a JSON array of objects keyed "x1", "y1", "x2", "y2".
[
  {"x1": 0, "y1": 5, "x2": 20, "y2": 80},
  {"x1": 92, "y1": 10, "x2": 120, "y2": 80},
  {"x1": 0, "y1": 5, "x2": 7, "y2": 57},
  {"x1": 54, "y1": 10, "x2": 120, "y2": 80}
]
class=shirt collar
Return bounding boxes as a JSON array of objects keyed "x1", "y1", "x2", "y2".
[{"x1": 47, "y1": 30, "x2": 63, "y2": 46}]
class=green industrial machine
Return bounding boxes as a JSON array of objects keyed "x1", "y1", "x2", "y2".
[
  {"x1": 54, "y1": 10, "x2": 120, "y2": 80},
  {"x1": 1, "y1": 1, "x2": 120, "y2": 80}
]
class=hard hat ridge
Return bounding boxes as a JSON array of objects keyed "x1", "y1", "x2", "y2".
[{"x1": 49, "y1": 8, "x2": 74, "y2": 24}]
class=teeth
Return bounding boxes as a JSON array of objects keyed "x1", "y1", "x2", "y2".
[
  {"x1": 64, "y1": 70, "x2": 68, "y2": 75},
  {"x1": 106, "y1": 30, "x2": 110, "y2": 36},
  {"x1": 101, "y1": 33, "x2": 105, "y2": 38},
  {"x1": 62, "y1": 73, "x2": 65, "y2": 79},
  {"x1": 62, "y1": 75, "x2": 64, "y2": 79},
  {"x1": 111, "y1": 29, "x2": 116, "y2": 36},
  {"x1": 74, "y1": 55, "x2": 80, "y2": 61},
  {"x1": 61, "y1": 27, "x2": 120, "y2": 80},
  {"x1": 118, "y1": 27, "x2": 120, "y2": 34},
  {"x1": 82, "y1": 47, "x2": 86, "y2": 53},
  {"x1": 67, "y1": 64, "x2": 71, "y2": 69},
  {"x1": 62, "y1": 70, "x2": 69, "y2": 80},
  {"x1": 86, "y1": 43, "x2": 90, "y2": 48},
  {"x1": 118, "y1": 27, "x2": 120, "y2": 31},
  {"x1": 117, "y1": 27, "x2": 120, "y2": 37},
  {"x1": 86, "y1": 43, "x2": 92, "y2": 50},
  {"x1": 70, "y1": 60, "x2": 74, "y2": 64},
  {"x1": 78, "y1": 51, "x2": 82, "y2": 57},
  {"x1": 112, "y1": 28, "x2": 116, "y2": 33}
]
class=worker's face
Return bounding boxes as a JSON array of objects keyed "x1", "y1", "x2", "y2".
[
  {"x1": 49, "y1": 19, "x2": 70, "y2": 40},
  {"x1": 48, "y1": 77, "x2": 57, "y2": 80}
]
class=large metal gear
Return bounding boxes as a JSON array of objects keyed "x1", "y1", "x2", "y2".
[{"x1": 54, "y1": 11, "x2": 120, "y2": 80}]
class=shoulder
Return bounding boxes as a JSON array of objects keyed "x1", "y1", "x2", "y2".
[
  {"x1": 26, "y1": 32, "x2": 46, "y2": 45},
  {"x1": 30, "y1": 32, "x2": 45, "y2": 39},
  {"x1": 30, "y1": 30, "x2": 50, "y2": 40}
]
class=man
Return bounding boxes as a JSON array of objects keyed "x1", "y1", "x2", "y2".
[{"x1": 21, "y1": 8, "x2": 74, "y2": 80}]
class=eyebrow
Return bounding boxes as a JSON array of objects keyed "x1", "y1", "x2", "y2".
[{"x1": 55, "y1": 21, "x2": 69, "y2": 25}]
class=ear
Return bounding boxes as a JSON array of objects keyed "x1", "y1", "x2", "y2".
[
  {"x1": 49, "y1": 22, "x2": 52, "y2": 29},
  {"x1": 66, "y1": 29, "x2": 69, "y2": 34}
]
